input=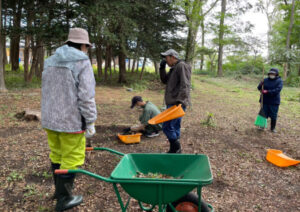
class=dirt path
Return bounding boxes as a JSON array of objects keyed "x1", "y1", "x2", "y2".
[{"x1": 0, "y1": 76, "x2": 299, "y2": 211}]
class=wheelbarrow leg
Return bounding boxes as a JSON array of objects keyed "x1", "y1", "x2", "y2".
[
  {"x1": 158, "y1": 184, "x2": 164, "y2": 212},
  {"x1": 197, "y1": 186, "x2": 202, "y2": 212},
  {"x1": 113, "y1": 183, "x2": 131, "y2": 212}
]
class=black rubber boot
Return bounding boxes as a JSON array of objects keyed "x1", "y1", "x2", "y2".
[
  {"x1": 55, "y1": 174, "x2": 83, "y2": 211},
  {"x1": 51, "y1": 163, "x2": 60, "y2": 199},
  {"x1": 167, "y1": 139, "x2": 182, "y2": 153},
  {"x1": 271, "y1": 119, "x2": 277, "y2": 133}
]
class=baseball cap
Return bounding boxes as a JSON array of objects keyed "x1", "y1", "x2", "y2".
[
  {"x1": 160, "y1": 49, "x2": 179, "y2": 59},
  {"x1": 268, "y1": 68, "x2": 279, "y2": 75},
  {"x1": 130, "y1": 96, "x2": 143, "y2": 109}
]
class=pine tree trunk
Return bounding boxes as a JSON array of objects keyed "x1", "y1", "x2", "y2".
[
  {"x1": 24, "y1": 35, "x2": 30, "y2": 82},
  {"x1": 283, "y1": 0, "x2": 295, "y2": 79},
  {"x1": 154, "y1": 61, "x2": 159, "y2": 74},
  {"x1": 109, "y1": 47, "x2": 112, "y2": 78},
  {"x1": 2, "y1": 1, "x2": 7, "y2": 65},
  {"x1": 96, "y1": 41, "x2": 102, "y2": 78},
  {"x1": 104, "y1": 45, "x2": 110, "y2": 81},
  {"x1": 113, "y1": 57, "x2": 116, "y2": 73},
  {"x1": 127, "y1": 58, "x2": 131, "y2": 72},
  {"x1": 136, "y1": 58, "x2": 139, "y2": 72},
  {"x1": 10, "y1": 2, "x2": 22, "y2": 71},
  {"x1": 118, "y1": 51, "x2": 126, "y2": 83},
  {"x1": 131, "y1": 59, "x2": 136, "y2": 73},
  {"x1": 200, "y1": 18, "x2": 205, "y2": 71},
  {"x1": 34, "y1": 40, "x2": 43, "y2": 78},
  {"x1": 217, "y1": 0, "x2": 226, "y2": 77},
  {"x1": 28, "y1": 39, "x2": 38, "y2": 82},
  {"x1": 2, "y1": 37, "x2": 7, "y2": 65},
  {"x1": 185, "y1": 0, "x2": 202, "y2": 65},
  {"x1": 0, "y1": 0, "x2": 7, "y2": 92},
  {"x1": 140, "y1": 57, "x2": 147, "y2": 80}
]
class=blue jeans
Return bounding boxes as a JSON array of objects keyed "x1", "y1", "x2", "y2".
[{"x1": 162, "y1": 105, "x2": 186, "y2": 141}]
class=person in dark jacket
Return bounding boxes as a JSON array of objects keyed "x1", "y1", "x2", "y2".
[
  {"x1": 257, "y1": 68, "x2": 283, "y2": 132},
  {"x1": 159, "y1": 49, "x2": 191, "y2": 153}
]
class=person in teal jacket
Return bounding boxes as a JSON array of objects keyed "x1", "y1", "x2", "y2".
[{"x1": 125, "y1": 96, "x2": 162, "y2": 137}]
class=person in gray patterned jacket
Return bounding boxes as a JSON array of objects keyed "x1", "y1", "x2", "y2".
[{"x1": 41, "y1": 28, "x2": 97, "y2": 211}]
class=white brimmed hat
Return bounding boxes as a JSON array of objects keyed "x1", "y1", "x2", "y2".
[{"x1": 65, "y1": 28, "x2": 92, "y2": 47}]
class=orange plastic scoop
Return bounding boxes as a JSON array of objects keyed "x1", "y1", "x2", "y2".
[
  {"x1": 266, "y1": 149, "x2": 300, "y2": 167},
  {"x1": 148, "y1": 104, "x2": 185, "y2": 125},
  {"x1": 118, "y1": 133, "x2": 142, "y2": 144}
]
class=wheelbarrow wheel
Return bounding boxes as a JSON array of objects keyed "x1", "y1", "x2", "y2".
[{"x1": 166, "y1": 192, "x2": 210, "y2": 212}]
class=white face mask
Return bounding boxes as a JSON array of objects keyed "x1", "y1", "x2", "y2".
[{"x1": 269, "y1": 75, "x2": 276, "y2": 79}]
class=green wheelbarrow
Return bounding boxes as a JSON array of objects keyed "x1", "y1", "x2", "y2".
[{"x1": 55, "y1": 147, "x2": 214, "y2": 212}]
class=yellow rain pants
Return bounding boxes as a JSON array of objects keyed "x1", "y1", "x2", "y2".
[{"x1": 46, "y1": 129, "x2": 86, "y2": 170}]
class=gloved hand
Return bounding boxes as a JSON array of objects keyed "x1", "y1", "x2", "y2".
[
  {"x1": 259, "y1": 81, "x2": 264, "y2": 86},
  {"x1": 262, "y1": 89, "x2": 268, "y2": 94},
  {"x1": 175, "y1": 101, "x2": 183, "y2": 106},
  {"x1": 85, "y1": 123, "x2": 96, "y2": 138},
  {"x1": 122, "y1": 127, "x2": 131, "y2": 134},
  {"x1": 160, "y1": 59, "x2": 167, "y2": 69}
]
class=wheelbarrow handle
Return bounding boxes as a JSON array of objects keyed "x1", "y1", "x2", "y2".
[
  {"x1": 86, "y1": 147, "x2": 124, "y2": 156},
  {"x1": 54, "y1": 169, "x2": 115, "y2": 183}
]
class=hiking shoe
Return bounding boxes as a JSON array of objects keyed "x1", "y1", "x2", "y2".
[
  {"x1": 145, "y1": 132, "x2": 160, "y2": 138},
  {"x1": 271, "y1": 129, "x2": 277, "y2": 133}
]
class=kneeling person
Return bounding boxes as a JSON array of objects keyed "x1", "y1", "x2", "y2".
[{"x1": 129, "y1": 96, "x2": 162, "y2": 137}]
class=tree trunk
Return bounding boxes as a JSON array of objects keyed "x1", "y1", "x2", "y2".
[
  {"x1": 131, "y1": 59, "x2": 136, "y2": 73},
  {"x1": 2, "y1": 0, "x2": 7, "y2": 65},
  {"x1": 28, "y1": 39, "x2": 38, "y2": 82},
  {"x1": 153, "y1": 61, "x2": 159, "y2": 74},
  {"x1": 283, "y1": 0, "x2": 295, "y2": 79},
  {"x1": 24, "y1": 35, "x2": 30, "y2": 82},
  {"x1": 10, "y1": 2, "x2": 22, "y2": 71},
  {"x1": 96, "y1": 41, "x2": 103, "y2": 78},
  {"x1": 88, "y1": 48, "x2": 93, "y2": 64},
  {"x1": 217, "y1": 0, "x2": 226, "y2": 77},
  {"x1": 185, "y1": 0, "x2": 202, "y2": 65},
  {"x1": 34, "y1": 39, "x2": 44, "y2": 79},
  {"x1": 113, "y1": 57, "x2": 116, "y2": 73},
  {"x1": 109, "y1": 48, "x2": 112, "y2": 77},
  {"x1": 118, "y1": 51, "x2": 126, "y2": 83},
  {"x1": 127, "y1": 58, "x2": 131, "y2": 72},
  {"x1": 136, "y1": 58, "x2": 139, "y2": 72},
  {"x1": 140, "y1": 57, "x2": 147, "y2": 80},
  {"x1": 0, "y1": 0, "x2": 7, "y2": 92},
  {"x1": 200, "y1": 18, "x2": 205, "y2": 71},
  {"x1": 24, "y1": 5, "x2": 33, "y2": 82},
  {"x1": 104, "y1": 45, "x2": 111, "y2": 81},
  {"x1": 2, "y1": 37, "x2": 7, "y2": 65}
]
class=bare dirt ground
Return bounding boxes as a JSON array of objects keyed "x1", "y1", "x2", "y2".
[{"x1": 0, "y1": 76, "x2": 299, "y2": 212}]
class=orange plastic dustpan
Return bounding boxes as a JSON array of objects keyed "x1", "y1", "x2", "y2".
[
  {"x1": 118, "y1": 133, "x2": 142, "y2": 144},
  {"x1": 148, "y1": 104, "x2": 185, "y2": 125},
  {"x1": 266, "y1": 149, "x2": 300, "y2": 167}
]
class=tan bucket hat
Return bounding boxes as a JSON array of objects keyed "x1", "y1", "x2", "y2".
[{"x1": 65, "y1": 28, "x2": 92, "y2": 47}]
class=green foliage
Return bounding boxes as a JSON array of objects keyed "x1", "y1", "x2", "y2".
[
  {"x1": 24, "y1": 185, "x2": 37, "y2": 197},
  {"x1": 201, "y1": 112, "x2": 216, "y2": 127},
  {"x1": 285, "y1": 73, "x2": 300, "y2": 87},
  {"x1": 5, "y1": 71, "x2": 41, "y2": 90},
  {"x1": 7, "y1": 171, "x2": 23, "y2": 182},
  {"x1": 222, "y1": 55, "x2": 264, "y2": 75}
]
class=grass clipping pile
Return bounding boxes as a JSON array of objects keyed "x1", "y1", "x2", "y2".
[{"x1": 135, "y1": 171, "x2": 183, "y2": 179}]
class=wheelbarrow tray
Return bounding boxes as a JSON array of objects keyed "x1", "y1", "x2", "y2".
[{"x1": 110, "y1": 153, "x2": 213, "y2": 205}]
